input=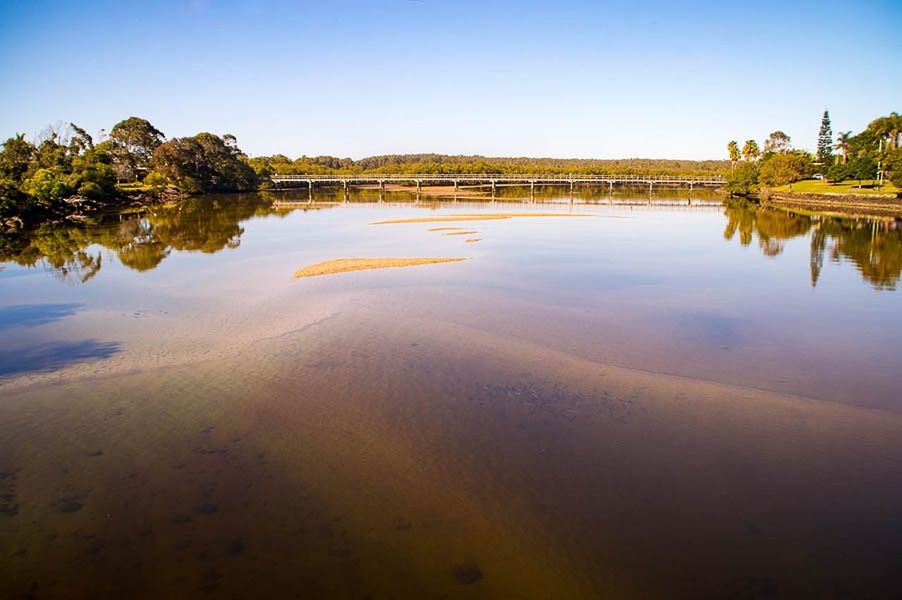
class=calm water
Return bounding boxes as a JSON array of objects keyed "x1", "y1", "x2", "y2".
[{"x1": 1, "y1": 189, "x2": 901, "y2": 599}]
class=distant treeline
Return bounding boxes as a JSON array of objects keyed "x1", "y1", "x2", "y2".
[{"x1": 247, "y1": 153, "x2": 730, "y2": 177}]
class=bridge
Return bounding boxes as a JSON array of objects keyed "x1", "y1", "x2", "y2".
[{"x1": 270, "y1": 173, "x2": 725, "y2": 198}]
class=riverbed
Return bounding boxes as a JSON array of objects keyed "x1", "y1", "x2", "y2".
[{"x1": 1, "y1": 190, "x2": 900, "y2": 598}]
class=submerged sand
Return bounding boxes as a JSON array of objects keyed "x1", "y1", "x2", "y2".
[
  {"x1": 465, "y1": 238, "x2": 481, "y2": 243},
  {"x1": 293, "y1": 257, "x2": 466, "y2": 278},
  {"x1": 373, "y1": 212, "x2": 593, "y2": 225},
  {"x1": 443, "y1": 230, "x2": 479, "y2": 236}
]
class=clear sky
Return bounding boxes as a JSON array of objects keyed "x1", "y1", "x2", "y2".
[{"x1": 1, "y1": 0, "x2": 900, "y2": 160}]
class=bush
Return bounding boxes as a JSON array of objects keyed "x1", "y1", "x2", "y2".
[
  {"x1": 759, "y1": 152, "x2": 812, "y2": 187},
  {"x1": 826, "y1": 163, "x2": 849, "y2": 183},
  {"x1": 77, "y1": 181, "x2": 103, "y2": 198},
  {"x1": 144, "y1": 170, "x2": 168, "y2": 191},
  {"x1": 848, "y1": 156, "x2": 877, "y2": 185},
  {"x1": 725, "y1": 162, "x2": 759, "y2": 195},
  {"x1": 22, "y1": 168, "x2": 72, "y2": 204}
]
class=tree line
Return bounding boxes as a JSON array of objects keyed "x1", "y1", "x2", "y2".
[
  {"x1": 725, "y1": 111, "x2": 902, "y2": 195},
  {"x1": 246, "y1": 154, "x2": 730, "y2": 178},
  {"x1": 1, "y1": 117, "x2": 258, "y2": 231}
]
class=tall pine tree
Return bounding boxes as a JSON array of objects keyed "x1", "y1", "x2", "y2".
[{"x1": 817, "y1": 110, "x2": 833, "y2": 167}]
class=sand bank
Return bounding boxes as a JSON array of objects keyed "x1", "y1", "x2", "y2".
[
  {"x1": 293, "y1": 258, "x2": 466, "y2": 278},
  {"x1": 373, "y1": 212, "x2": 593, "y2": 225}
]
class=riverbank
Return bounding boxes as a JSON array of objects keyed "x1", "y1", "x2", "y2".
[
  {"x1": 0, "y1": 188, "x2": 186, "y2": 234},
  {"x1": 773, "y1": 179, "x2": 901, "y2": 197},
  {"x1": 758, "y1": 190, "x2": 902, "y2": 218}
]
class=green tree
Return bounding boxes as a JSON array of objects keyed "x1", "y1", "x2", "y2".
[
  {"x1": 816, "y1": 110, "x2": 833, "y2": 168},
  {"x1": 109, "y1": 117, "x2": 165, "y2": 181},
  {"x1": 151, "y1": 133, "x2": 257, "y2": 194},
  {"x1": 0, "y1": 134, "x2": 36, "y2": 182},
  {"x1": 868, "y1": 112, "x2": 902, "y2": 150},
  {"x1": 763, "y1": 131, "x2": 791, "y2": 155},
  {"x1": 725, "y1": 161, "x2": 759, "y2": 195},
  {"x1": 22, "y1": 168, "x2": 72, "y2": 204},
  {"x1": 886, "y1": 149, "x2": 902, "y2": 189},
  {"x1": 742, "y1": 139, "x2": 760, "y2": 162},
  {"x1": 759, "y1": 152, "x2": 812, "y2": 187},
  {"x1": 826, "y1": 162, "x2": 849, "y2": 183},
  {"x1": 68, "y1": 124, "x2": 94, "y2": 155},
  {"x1": 727, "y1": 140, "x2": 740, "y2": 171},
  {"x1": 834, "y1": 131, "x2": 853, "y2": 164},
  {"x1": 847, "y1": 156, "x2": 877, "y2": 187}
]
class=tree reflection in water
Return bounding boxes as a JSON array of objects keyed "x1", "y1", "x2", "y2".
[
  {"x1": 722, "y1": 201, "x2": 902, "y2": 290},
  {"x1": 2, "y1": 195, "x2": 900, "y2": 291},
  {"x1": 0, "y1": 193, "x2": 307, "y2": 283}
]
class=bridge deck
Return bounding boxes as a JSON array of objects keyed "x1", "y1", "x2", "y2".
[{"x1": 271, "y1": 174, "x2": 724, "y2": 185}]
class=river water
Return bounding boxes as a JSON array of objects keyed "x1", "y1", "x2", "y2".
[{"x1": 1, "y1": 189, "x2": 901, "y2": 598}]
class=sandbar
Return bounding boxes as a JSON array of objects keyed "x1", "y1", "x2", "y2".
[
  {"x1": 373, "y1": 212, "x2": 593, "y2": 225},
  {"x1": 294, "y1": 258, "x2": 466, "y2": 278}
]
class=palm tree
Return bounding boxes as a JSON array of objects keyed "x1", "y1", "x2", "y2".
[
  {"x1": 868, "y1": 112, "x2": 902, "y2": 150},
  {"x1": 834, "y1": 131, "x2": 853, "y2": 164},
  {"x1": 727, "y1": 141, "x2": 740, "y2": 171},
  {"x1": 742, "y1": 139, "x2": 760, "y2": 162}
]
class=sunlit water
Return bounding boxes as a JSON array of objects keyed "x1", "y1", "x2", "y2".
[{"x1": 1, "y1": 188, "x2": 901, "y2": 598}]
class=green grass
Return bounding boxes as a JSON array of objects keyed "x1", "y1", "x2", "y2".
[{"x1": 773, "y1": 179, "x2": 901, "y2": 196}]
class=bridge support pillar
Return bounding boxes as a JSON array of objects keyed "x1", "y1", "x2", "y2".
[
  {"x1": 530, "y1": 181, "x2": 535, "y2": 202},
  {"x1": 416, "y1": 180, "x2": 421, "y2": 192},
  {"x1": 648, "y1": 181, "x2": 653, "y2": 195},
  {"x1": 453, "y1": 180, "x2": 458, "y2": 192},
  {"x1": 307, "y1": 180, "x2": 313, "y2": 202}
]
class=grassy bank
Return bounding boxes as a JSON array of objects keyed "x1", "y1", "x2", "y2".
[{"x1": 773, "y1": 179, "x2": 901, "y2": 197}]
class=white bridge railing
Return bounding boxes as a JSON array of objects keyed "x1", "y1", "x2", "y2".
[{"x1": 270, "y1": 173, "x2": 725, "y2": 184}]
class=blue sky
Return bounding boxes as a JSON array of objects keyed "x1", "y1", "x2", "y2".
[{"x1": 1, "y1": 0, "x2": 900, "y2": 159}]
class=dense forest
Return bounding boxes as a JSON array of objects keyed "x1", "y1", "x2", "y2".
[{"x1": 724, "y1": 111, "x2": 902, "y2": 195}]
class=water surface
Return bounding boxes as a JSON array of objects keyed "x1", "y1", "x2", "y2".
[{"x1": 1, "y1": 190, "x2": 901, "y2": 598}]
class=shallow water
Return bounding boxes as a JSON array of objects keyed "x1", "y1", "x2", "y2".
[{"x1": 1, "y1": 189, "x2": 901, "y2": 598}]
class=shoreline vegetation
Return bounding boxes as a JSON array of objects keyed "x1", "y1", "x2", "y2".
[
  {"x1": 723, "y1": 111, "x2": 902, "y2": 204},
  {"x1": 2, "y1": 111, "x2": 901, "y2": 234}
]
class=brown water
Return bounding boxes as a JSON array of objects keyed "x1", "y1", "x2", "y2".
[{"x1": 1, "y1": 190, "x2": 901, "y2": 598}]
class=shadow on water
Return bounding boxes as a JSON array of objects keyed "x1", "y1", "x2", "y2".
[
  {"x1": 0, "y1": 303, "x2": 84, "y2": 331},
  {"x1": 0, "y1": 339, "x2": 121, "y2": 376}
]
